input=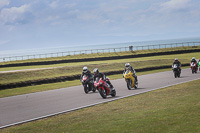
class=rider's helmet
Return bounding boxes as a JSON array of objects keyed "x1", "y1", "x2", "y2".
[
  {"x1": 83, "y1": 66, "x2": 88, "y2": 74},
  {"x1": 93, "y1": 68, "x2": 99, "y2": 75},
  {"x1": 125, "y1": 63, "x2": 130, "y2": 67},
  {"x1": 192, "y1": 57, "x2": 195, "y2": 60},
  {"x1": 125, "y1": 63, "x2": 131, "y2": 70},
  {"x1": 175, "y1": 58, "x2": 178, "y2": 61}
]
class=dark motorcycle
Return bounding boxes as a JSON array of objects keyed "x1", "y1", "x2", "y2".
[
  {"x1": 81, "y1": 75, "x2": 96, "y2": 94},
  {"x1": 94, "y1": 77, "x2": 116, "y2": 99},
  {"x1": 172, "y1": 64, "x2": 180, "y2": 78}
]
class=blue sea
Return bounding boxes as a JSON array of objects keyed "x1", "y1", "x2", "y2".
[{"x1": 0, "y1": 37, "x2": 200, "y2": 62}]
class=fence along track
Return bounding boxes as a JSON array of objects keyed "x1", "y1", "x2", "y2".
[{"x1": 0, "y1": 42, "x2": 200, "y2": 62}]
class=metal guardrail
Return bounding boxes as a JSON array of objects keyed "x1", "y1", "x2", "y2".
[{"x1": 0, "y1": 41, "x2": 200, "y2": 62}]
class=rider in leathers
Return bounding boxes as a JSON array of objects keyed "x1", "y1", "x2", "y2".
[
  {"x1": 123, "y1": 63, "x2": 138, "y2": 83},
  {"x1": 172, "y1": 58, "x2": 181, "y2": 73},
  {"x1": 190, "y1": 57, "x2": 198, "y2": 71},
  {"x1": 93, "y1": 68, "x2": 114, "y2": 90},
  {"x1": 80, "y1": 66, "x2": 93, "y2": 83}
]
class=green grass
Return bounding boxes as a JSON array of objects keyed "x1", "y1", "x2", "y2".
[
  {"x1": 0, "y1": 59, "x2": 181, "y2": 84},
  {"x1": 0, "y1": 47, "x2": 199, "y2": 98},
  {"x1": 1, "y1": 77, "x2": 199, "y2": 133},
  {"x1": 1, "y1": 51, "x2": 199, "y2": 84}
]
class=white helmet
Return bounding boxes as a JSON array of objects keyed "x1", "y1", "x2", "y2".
[
  {"x1": 125, "y1": 63, "x2": 130, "y2": 67},
  {"x1": 83, "y1": 66, "x2": 88, "y2": 73},
  {"x1": 192, "y1": 57, "x2": 195, "y2": 60},
  {"x1": 175, "y1": 58, "x2": 178, "y2": 61},
  {"x1": 93, "y1": 68, "x2": 99, "y2": 75}
]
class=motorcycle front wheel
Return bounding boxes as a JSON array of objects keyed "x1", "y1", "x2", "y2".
[
  {"x1": 98, "y1": 88, "x2": 107, "y2": 99},
  {"x1": 84, "y1": 84, "x2": 90, "y2": 94},
  {"x1": 174, "y1": 72, "x2": 177, "y2": 78},
  {"x1": 127, "y1": 79, "x2": 132, "y2": 90},
  {"x1": 92, "y1": 86, "x2": 96, "y2": 92},
  {"x1": 111, "y1": 89, "x2": 116, "y2": 97},
  {"x1": 192, "y1": 69, "x2": 194, "y2": 74}
]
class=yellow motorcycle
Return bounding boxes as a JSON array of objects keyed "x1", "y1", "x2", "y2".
[{"x1": 123, "y1": 70, "x2": 138, "y2": 90}]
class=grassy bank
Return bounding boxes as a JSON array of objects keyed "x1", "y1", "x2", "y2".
[
  {"x1": 1, "y1": 78, "x2": 199, "y2": 133},
  {"x1": 1, "y1": 51, "x2": 199, "y2": 84}
]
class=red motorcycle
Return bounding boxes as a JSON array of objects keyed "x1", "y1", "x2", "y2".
[
  {"x1": 81, "y1": 75, "x2": 96, "y2": 94},
  {"x1": 94, "y1": 77, "x2": 116, "y2": 99},
  {"x1": 190, "y1": 62, "x2": 197, "y2": 74}
]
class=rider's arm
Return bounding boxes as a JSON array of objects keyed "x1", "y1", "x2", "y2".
[
  {"x1": 131, "y1": 66, "x2": 135, "y2": 74},
  {"x1": 100, "y1": 73, "x2": 106, "y2": 81}
]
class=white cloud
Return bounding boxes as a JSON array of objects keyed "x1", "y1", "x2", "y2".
[
  {"x1": 0, "y1": 4, "x2": 30, "y2": 25},
  {"x1": 0, "y1": 0, "x2": 9, "y2": 8},
  {"x1": 160, "y1": 0, "x2": 191, "y2": 11}
]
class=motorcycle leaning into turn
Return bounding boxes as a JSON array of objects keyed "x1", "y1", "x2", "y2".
[
  {"x1": 81, "y1": 75, "x2": 96, "y2": 94},
  {"x1": 123, "y1": 70, "x2": 138, "y2": 90},
  {"x1": 94, "y1": 77, "x2": 116, "y2": 99}
]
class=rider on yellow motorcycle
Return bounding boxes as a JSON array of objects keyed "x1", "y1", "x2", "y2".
[{"x1": 123, "y1": 63, "x2": 138, "y2": 83}]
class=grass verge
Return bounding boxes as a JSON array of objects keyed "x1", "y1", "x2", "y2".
[
  {"x1": 1, "y1": 76, "x2": 199, "y2": 133},
  {"x1": 2, "y1": 51, "x2": 200, "y2": 84}
]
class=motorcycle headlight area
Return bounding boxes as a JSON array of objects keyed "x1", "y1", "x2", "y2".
[{"x1": 99, "y1": 82, "x2": 103, "y2": 86}]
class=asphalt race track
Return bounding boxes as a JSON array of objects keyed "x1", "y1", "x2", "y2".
[{"x1": 0, "y1": 68, "x2": 200, "y2": 128}]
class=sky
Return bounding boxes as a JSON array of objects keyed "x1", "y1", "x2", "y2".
[{"x1": 0, "y1": 0, "x2": 200, "y2": 51}]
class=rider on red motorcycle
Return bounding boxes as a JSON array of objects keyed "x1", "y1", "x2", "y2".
[
  {"x1": 191, "y1": 57, "x2": 198, "y2": 67},
  {"x1": 172, "y1": 58, "x2": 181, "y2": 73},
  {"x1": 123, "y1": 63, "x2": 138, "y2": 83},
  {"x1": 191, "y1": 57, "x2": 197, "y2": 64},
  {"x1": 80, "y1": 66, "x2": 93, "y2": 81},
  {"x1": 93, "y1": 68, "x2": 114, "y2": 90}
]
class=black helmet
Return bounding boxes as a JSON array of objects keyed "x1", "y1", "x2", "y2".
[
  {"x1": 83, "y1": 66, "x2": 88, "y2": 74},
  {"x1": 93, "y1": 68, "x2": 99, "y2": 75}
]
